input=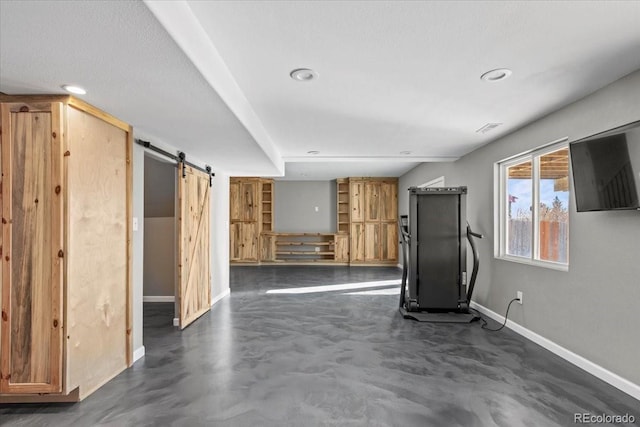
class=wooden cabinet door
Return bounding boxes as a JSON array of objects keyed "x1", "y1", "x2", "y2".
[
  {"x1": 178, "y1": 166, "x2": 211, "y2": 329},
  {"x1": 350, "y1": 223, "x2": 365, "y2": 262},
  {"x1": 229, "y1": 180, "x2": 242, "y2": 221},
  {"x1": 230, "y1": 222, "x2": 258, "y2": 262},
  {"x1": 365, "y1": 182, "x2": 381, "y2": 221},
  {"x1": 380, "y1": 182, "x2": 398, "y2": 221},
  {"x1": 239, "y1": 223, "x2": 259, "y2": 261},
  {"x1": 364, "y1": 223, "x2": 381, "y2": 261},
  {"x1": 350, "y1": 181, "x2": 364, "y2": 222},
  {"x1": 230, "y1": 222, "x2": 242, "y2": 261},
  {"x1": 381, "y1": 222, "x2": 398, "y2": 261},
  {"x1": 334, "y1": 234, "x2": 349, "y2": 262},
  {"x1": 241, "y1": 181, "x2": 258, "y2": 221},
  {"x1": 1, "y1": 103, "x2": 63, "y2": 393},
  {"x1": 260, "y1": 233, "x2": 276, "y2": 261}
]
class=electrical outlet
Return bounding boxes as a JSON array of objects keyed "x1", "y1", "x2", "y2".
[{"x1": 516, "y1": 291, "x2": 523, "y2": 305}]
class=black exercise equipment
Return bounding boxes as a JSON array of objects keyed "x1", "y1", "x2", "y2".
[{"x1": 398, "y1": 186, "x2": 483, "y2": 323}]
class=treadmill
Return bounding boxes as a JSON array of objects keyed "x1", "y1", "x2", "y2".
[{"x1": 399, "y1": 186, "x2": 483, "y2": 323}]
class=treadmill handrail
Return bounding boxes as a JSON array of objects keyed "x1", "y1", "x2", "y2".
[{"x1": 465, "y1": 224, "x2": 483, "y2": 305}]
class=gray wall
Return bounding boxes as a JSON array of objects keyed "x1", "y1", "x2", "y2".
[
  {"x1": 143, "y1": 218, "x2": 175, "y2": 296},
  {"x1": 274, "y1": 181, "x2": 336, "y2": 232},
  {"x1": 144, "y1": 156, "x2": 176, "y2": 217},
  {"x1": 399, "y1": 70, "x2": 640, "y2": 386}
]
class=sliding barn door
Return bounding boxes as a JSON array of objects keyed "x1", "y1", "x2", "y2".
[
  {"x1": 0, "y1": 102, "x2": 63, "y2": 393},
  {"x1": 177, "y1": 165, "x2": 211, "y2": 329}
]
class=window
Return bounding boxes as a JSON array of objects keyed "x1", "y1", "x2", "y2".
[{"x1": 496, "y1": 141, "x2": 570, "y2": 270}]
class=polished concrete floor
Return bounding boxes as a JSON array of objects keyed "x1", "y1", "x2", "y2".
[{"x1": 1, "y1": 266, "x2": 638, "y2": 426}]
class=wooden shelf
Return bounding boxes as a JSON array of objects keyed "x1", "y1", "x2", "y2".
[
  {"x1": 276, "y1": 251, "x2": 334, "y2": 255},
  {"x1": 277, "y1": 241, "x2": 332, "y2": 246},
  {"x1": 261, "y1": 232, "x2": 341, "y2": 263}
]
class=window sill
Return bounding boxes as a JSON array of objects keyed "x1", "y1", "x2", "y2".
[{"x1": 495, "y1": 255, "x2": 569, "y2": 272}]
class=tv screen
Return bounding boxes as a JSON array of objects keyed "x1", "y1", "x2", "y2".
[{"x1": 569, "y1": 121, "x2": 640, "y2": 212}]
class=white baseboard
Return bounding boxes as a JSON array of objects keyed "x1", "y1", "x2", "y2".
[
  {"x1": 143, "y1": 295, "x2": 175, "y2": 303},
  {"x1": 396, "y1": 263, "x2": 403, "y2": 269},
  {"x1": 133, "y1": 346, "x2": 145, "y2": 363},
  {"x1": 173, "y1": 317, "x2": 179, "y2": 327},
  {"x1": 211, "y1": 288, "x2": 230, "y2": 306},
  {"x1": 470, "y1": 301, "x2": 640, "y2": 402}
]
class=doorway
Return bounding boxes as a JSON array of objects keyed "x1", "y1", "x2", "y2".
[{"x1": 143, "y1": 154, "x2": 178, "y2": 325}]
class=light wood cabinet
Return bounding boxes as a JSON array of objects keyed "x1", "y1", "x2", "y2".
[
  {"x1": 229, "y1": 177, "x2": 272, "y2": 263},
  {"x1": 343, "y1": 177, "x2": 398, "y2": 265},
  {"x1": 0, "y1": 95, "x2": 132, "y2": 402}
]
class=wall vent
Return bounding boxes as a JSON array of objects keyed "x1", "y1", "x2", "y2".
[{"x1": 476, "y1": 123, "x2": 503, "y2": 134}]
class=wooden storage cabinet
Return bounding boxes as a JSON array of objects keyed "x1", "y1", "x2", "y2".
[
  {"x1": 344, "y1": 177, "x2": 398, "y2": 265},
  {"x1": 229, "y1": 177, "x2": 273, "y2": 263},
  {"x1": 0, "y1": 95, "x2": 132, "y2": 402}
]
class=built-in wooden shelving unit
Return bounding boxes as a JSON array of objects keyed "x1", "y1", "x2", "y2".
[
  {"x1": 261, "y1": 180, "x2": 273, "y2": 232},
  {"x1": 337, "y1": 178, "x2": 350, "y2": 234}
]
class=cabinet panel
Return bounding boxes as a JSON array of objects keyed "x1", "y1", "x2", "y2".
[
  {"x1": 230, "y1": 222, "x2": 259, "y2": 261},
  {"x1": 350, "y1": 223, "x2": 365, "y2": 261},
  {"x1": 261, "y1": 233, "x2": 276, "y2": 261},
  {"x1": 365, "y1": 183, "x2": 380, "y2": 221},
  {"x1": 381, "y1": 222, "x2": 398, "y2": 261},
  {"x1": 350, "y1": 181, "x2": 364, "y2": 222},
  {"x1": 364, "y1": 223, "x2": 381, "y2": 261},
  {"x1": 230, "y1": 222, "x2": 242, "y2": 261},
  {"x1": 241, "y1": 223, "x2": 259, "y2": 260},
  {"x1": 1, "y1": 106, "x2": 63, "y2": 393},
  {"x1": 241, "y1": 182, "x2": 258, "y2": 221},
  {"x1": 380, "y1": 182, "x2": 398, "y2": 221},
  {"x1": 334, "y1": 234, "x2": 349, "y2": 262},
  {"x1": 229, "y1": 181, "x2": 242, "y2": 221},
  {"x1": 66, "y1": 106, "x2": 129, "y2": 394}
]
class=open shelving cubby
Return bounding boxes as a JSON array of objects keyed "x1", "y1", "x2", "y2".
[{"x1": 274, "y1": 233, "x2": 336, "y2": 262}]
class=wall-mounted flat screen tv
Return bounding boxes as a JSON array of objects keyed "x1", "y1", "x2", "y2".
[{"x1": 569, "y1": 120, "x2": 640, "y2": 212}]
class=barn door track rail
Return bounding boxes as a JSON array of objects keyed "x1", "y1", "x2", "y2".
[{"x1": 135, "y1": 138, "x2": 214, "y2": 185}]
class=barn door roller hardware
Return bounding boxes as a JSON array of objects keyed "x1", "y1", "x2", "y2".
[
  {"x1": 135, "y1": 139, "x2": 214, "y2": 185},
  {"x1": 178, "y1": 151, "x2": 186, "y2": 178}
]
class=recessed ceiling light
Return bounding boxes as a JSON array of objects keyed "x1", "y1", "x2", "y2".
[
  {"x1": 61, "y1": 84, "x2": 87, "y2": 95},
  {"x1": 400, "y1": 151, "x2": 412, "y2": 155},
  {"x1": 307, "y1": 150, "x2": 320, "y2": 155},
  {"x1": 480, "y1": 68, "x2": 512, "y2": 82},
  {"x1": 290, "y1": 68, "x2": 318, "y2": 82}
]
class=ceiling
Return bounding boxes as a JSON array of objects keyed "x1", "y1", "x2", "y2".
[{"x1": 2, "y1": 1, "x2": 640, "y2": 180}]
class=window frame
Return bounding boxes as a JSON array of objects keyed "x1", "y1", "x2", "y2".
[{"x1": 495, "y1": 138, "x2": 570, "y2": 271}]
